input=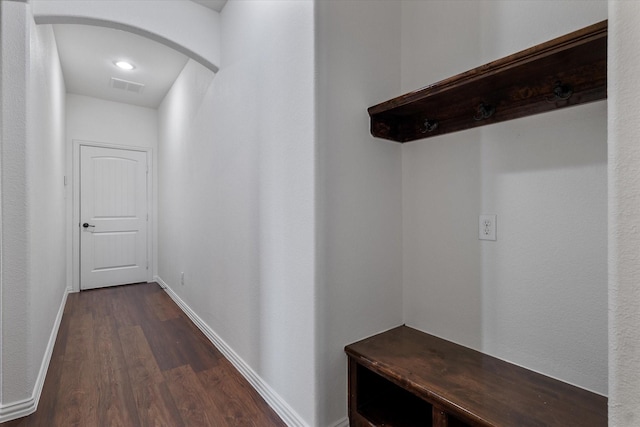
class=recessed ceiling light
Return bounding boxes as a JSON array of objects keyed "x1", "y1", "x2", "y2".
[{"x1": 114, "y1": 60, "x2": 135, "y2": 71}]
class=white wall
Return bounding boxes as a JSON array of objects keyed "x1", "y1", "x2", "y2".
[
  {"x1": 314, "y1": 1, "x2": 402, "y2": 425},
  {"x1": 401, "y1": 0, "x2": 608, "y2": 394},
  {"x1": 65, "y1": 94, "x2": 159, "y2": 289},
  {"x1": 66, "y1": 94, "x2": 158, "y2": 148},
  {"x1": 157, "y1": 1, "x2": 316, "y2": 424},
  {"x1": 608, "y1": 1, "x2": 640, "y2": 425},
  {"x1": 0, "y1": 0, "x2": 67, "y2": 415},
  {"x1": 1, "y1": 0, "x2": 31, "y2": 405},
  {"x1": 27, "y1": 19, "x2": 67, "y2": 397}
]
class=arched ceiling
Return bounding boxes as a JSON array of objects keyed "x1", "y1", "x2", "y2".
[
  {"x1": 53, "y1": 24, "x2": 191, "y2": 108},
  {"x1": 33, "y1": 0, "x2": 226, "y2": 108},
  {"x1": 32, "y1": 0, "x2": 222, "y2": 72}
]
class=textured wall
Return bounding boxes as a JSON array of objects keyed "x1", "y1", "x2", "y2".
[
  {"x1": 1, "y1": 0, "x2": 31, "y2": 403},
  {"x1": 0, "y1": 0, "x2": 67, "y2": 410},
  {"x1": 158, "y1": 1, "x2": 316, "y2": 423},
  {"x1": 314, "y1": 1, "x2": 403, "y2": 425},
  {"x1": 66, "y1": 94, "x2": 158, "y2": 148},
  {"x1": 26, "y1": 21, "x2": 67, "y2": 397},
  {"x1": 401, "y1": 0, "x2": 608, "y2": 394},
  {"x1": 608, "y1": 1, "x2": 640, "y2": 425}
]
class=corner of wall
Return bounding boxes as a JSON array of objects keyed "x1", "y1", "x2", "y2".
[
  {"x1": 314, "y1": 1, "x2": 403, "y2": 425},
  {"x1": 1, "y1": 0, "x2": 69, "y2": 415},
  {"x1": 608, "y1": 1, "x2": 640, "y2": 425},
  {"x1": 156, "y1": 276, "x2": 310, "y2": 426},
  {"x1": 0, "y1": 0, "x2": 32, "y2": 406},
  {"x1": 0, "y1": 287, "x2": 69, "y2": 423}
]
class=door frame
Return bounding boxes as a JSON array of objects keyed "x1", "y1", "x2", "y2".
[{"x1": 72, "y1": 140, "x2": 153, "y2": 292}]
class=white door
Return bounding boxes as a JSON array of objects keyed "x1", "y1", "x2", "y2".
[{"x1": 80, "y1": 145, "x2": 148, "y2": 290}]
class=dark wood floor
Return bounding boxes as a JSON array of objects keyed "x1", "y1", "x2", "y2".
[{"x1": 2, "y1": 283, "x2": 285, "y2": 427}]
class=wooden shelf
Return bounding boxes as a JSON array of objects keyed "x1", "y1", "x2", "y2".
[
  {"x1": 368, "y1": 20, "x2": 607, "y2": 143},
  {"x1": 353, "y1": 362, "x2": 433, "y2": 427},
  {"x1": 345, "y1": 326, "x2": 607, "y2": 427}
]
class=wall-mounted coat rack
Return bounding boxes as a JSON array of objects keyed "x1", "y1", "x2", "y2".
[{"x1": 368, "y1": 20, "x2": 607, "y2": 143}]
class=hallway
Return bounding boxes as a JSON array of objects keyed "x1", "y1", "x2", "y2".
[{"x1": 3, "y1": 283, "x2": 285, "y2": 427}]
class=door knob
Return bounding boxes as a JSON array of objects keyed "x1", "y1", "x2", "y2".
[{"x1": 82, "y1": 223, "x2": 95, "y2": 228}]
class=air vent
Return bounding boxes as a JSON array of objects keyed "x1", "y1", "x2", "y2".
[{"x1": 110, "y1": 77, "x2": 145, "y2": 94}]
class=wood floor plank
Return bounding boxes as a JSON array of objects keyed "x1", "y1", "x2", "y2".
[
  {"x1": 52, "y1": 313, "x2": 98, "y2": 427},
  {"x1": 164, "y1": 365, "x2": 223, "y2": 427},
  {"x1": 129, "y1": 377, "x2": 186, "y2": 427},
  {"x1": 94, "y1": 316, "x2": 141, "y2": 427},
  {"x1": 166, "y1": 316, "x2": 222, "y2": 372},
  {"x1": 118, "y1": 324, "x2": 188, "y2": 427},
  {"x1": 142, "y1": 316, "x2": 221, "y2": 373},
  {"x1": 87, "y1": 287, "x2": 115, "y2": 319},
  {"x1": 199, "y1": 361, "x2": 274, "y2": 427},
  {"x1": 138, "y1": 319, "x2": 186, "y2": 371},
  {"x1": 109, "y1": 286, "x2": 139, "y2": 328},
  {"x1": 3, "y1": 283, "x2": 284, "y2": 427},
  {"x1": 118, "y1": 325, "x2": 164, "y2": 385},
  {"x1": 119, "y1": 284, "x2": 157, "y2": 328},
  {"x1": 144, "y1": 287, "x2": 182, "y2": 322}
]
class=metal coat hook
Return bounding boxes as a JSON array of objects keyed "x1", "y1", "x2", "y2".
[
  {"x1": 473, "y1": 102, "x2": 495, "y2": 121},
  {"x1": 546, "y1": 81, "x2": 573, "y2": 102},
  {"x1": 421, "y1": 118, "x2": 439, "y2": 133}
]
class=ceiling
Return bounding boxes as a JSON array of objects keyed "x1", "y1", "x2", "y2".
[{"x1": 51, "y1": 0, "x2": 227, "y2": 109}]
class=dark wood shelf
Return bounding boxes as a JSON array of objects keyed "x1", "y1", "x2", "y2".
[
  {"x1": 354, "y1": 362, "x2": 433, "y2": 427},
  {"x1": 345, "y1": 326, "x2": 607, "y2": 427},
  {"x1": 368, "y1": 20, "x2": 607, "y2": 143}
]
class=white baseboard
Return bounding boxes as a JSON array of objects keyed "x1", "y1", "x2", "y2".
[
  {"x1": 0, "y1": 286, "x2": 70, "y2": 423},
  {"x1": 155, "y1": 276, "x2": 308, "y2": 427},
  {"x1": 328, "y1": 418, "x2": 349, "y2": 427}
]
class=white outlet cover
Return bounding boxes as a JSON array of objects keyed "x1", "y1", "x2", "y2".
[{"x1": 479, "y1": 214, "x2": 497, "y2": 241}]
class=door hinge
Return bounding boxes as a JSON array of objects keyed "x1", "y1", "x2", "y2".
[{"x1": 146, "y1": 261, "x2": 149, "y2": 270}]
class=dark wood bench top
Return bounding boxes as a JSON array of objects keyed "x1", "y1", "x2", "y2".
[{"x1": 345, "y1": 325, "x2": 607, "y2": 427}]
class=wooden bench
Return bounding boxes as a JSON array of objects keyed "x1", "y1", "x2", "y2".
[{"x1": 345, "y1": 326, "x2": 607, "y2": 427}]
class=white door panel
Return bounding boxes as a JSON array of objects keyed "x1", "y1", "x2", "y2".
[{"x1": 80, "y1": 146, "x2": 148, "y2": 290}]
